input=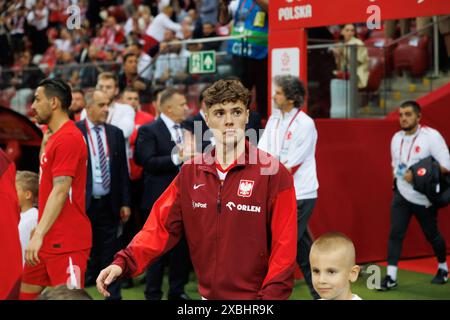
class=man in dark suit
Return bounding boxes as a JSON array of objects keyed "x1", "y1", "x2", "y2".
[
  {"x1": 183, "y1": 87, "x2": 214, "y2": 153},
  {"x1": 135, "y1": 88, "x2": 194, "y2": 300},
  {"x1": 76, "y1": 90, "x2": 131, "y2": 300}
]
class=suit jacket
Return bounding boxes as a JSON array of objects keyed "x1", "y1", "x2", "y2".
[
  {"x1": 183, "y1": 113, "x2": 213, "y2": 153},
  {"x1": 76, "y1": 121, "x2": 131, "y2": 219},
  {"x1": 134, "y1": 117, "x2": 180, "y2": 211}
]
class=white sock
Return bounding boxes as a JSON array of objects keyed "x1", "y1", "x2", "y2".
[
  {"x1": 387, "y1": 265, "x2": 398, "y2": 281},
  {"x1": 438, "y1": 262, "x2": 448, "y2": 272}
]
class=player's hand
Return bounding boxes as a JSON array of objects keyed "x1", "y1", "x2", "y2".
[
  {"x1": 25, "y1": 231, "x2": 43, "y2": 266},
  {"x1": 96, "y1": 265, "x2": 123, "y2": 297},
  {"x1": 120, "y1": 206, "x2": 131, "y2": 224},
  {"x1": 404, "y1": 169, "x2": 413, "y2": 183}
]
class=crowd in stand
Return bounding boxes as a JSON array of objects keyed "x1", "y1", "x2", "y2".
[{"x1": 0, "y1": 0, "x2": 231, "y2": 116}]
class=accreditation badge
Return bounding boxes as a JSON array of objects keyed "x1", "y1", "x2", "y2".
[
  {"x1": 94, "y1": 161, "x2": 103, "y2": 184},
  {"x1": 253, "y1": 11, "x2": 266, "y2": 28},
  {"x1": 395, "y1": 163, "x2": 407, "y2": 179},
  {"x1": 235, "y1": 21, "x2": 245, "y2": 33}
]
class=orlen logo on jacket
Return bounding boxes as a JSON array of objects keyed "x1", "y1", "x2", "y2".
[
  {"x1": 226, "y1": 201, "x2": 261, "y2": 213},
  {"x1": 237, "y1": 180, "x2": 254, "y2": 197},
  {"x1": 192, "y1": 201, "x2": 207, "y2": 209},
  {"x1": 415, "y1": 146, "x2": 421, "y2": 153}
]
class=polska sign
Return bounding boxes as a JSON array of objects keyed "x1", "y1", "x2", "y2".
[{"x1": 270, "y1": 0, "x2": 450, "y2": 30}]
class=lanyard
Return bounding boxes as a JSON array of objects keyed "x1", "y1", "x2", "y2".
[
  {"x1": 275, "y1": 108, "x2": 302, "y2": 152},
  {"x1": 85, "y1": 120, "x2": 110, "y2": 158},
  {"x1": 399, "y1": 127, "x2": 420, "y2": 164},
  {"x1": 235, "y1": 0, "x2": 256, "y2": 23}
]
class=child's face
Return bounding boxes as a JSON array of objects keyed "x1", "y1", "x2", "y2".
[
  {"x1": 310, "y1": 248, "x2": 359, "y2": 300},
  {"x1": 16, "y1": 183, "x2": 31, "y2": 209}
]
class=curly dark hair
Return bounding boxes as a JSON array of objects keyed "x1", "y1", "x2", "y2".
[
  {"x1": 273, "y1": 75, "x2": 306, "y2": 108},
  {"x1": 202, "y1": 79, "x2": 250, "y2": 109}
]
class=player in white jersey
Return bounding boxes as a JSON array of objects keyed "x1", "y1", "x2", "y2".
[{"x1": 380, "y1": 100, "x2": 450, "y2": 290}]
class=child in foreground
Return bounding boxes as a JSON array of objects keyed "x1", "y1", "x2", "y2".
[
  {"x1": 309, "y1": 232, "x2": 362, "y2": 300},
  {"x1": 16, "y1": 171, "x2": 39, "y2": 266}
]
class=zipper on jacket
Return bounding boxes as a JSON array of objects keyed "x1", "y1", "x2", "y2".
[{"x1": 216, "y1": 183, "x2": 223, "y2": 214}]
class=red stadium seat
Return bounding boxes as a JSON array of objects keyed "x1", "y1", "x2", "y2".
[
  {"x1": 393, "y1": 36, "x2": 430, "y2": 77},
  {"x1": 365, "y1": 56, "x2": 384, "y2": 92},
  {"x1": 368, "y1": 29, "x2": 386, "y2": 39},
  {"x1": 364, "y1": 37, "x2": 395, "y2": 76}
]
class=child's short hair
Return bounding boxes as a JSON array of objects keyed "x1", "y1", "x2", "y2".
[
  {"x1": 37, "y1": 285, "x2": 93, "y2": 300},
  {"x1": 16, "y1": 171, "x2": 39, "y2": 205},
  {"x1": 311, "y1": 232, "x2": 356, "y2": 265}
]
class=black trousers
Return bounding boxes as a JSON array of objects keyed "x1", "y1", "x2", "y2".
[
  {"x1": 140, "y1": 209, "x2": 191, "y2": 300},
  {"x1": 86, "y1": 195, "x2": 122, "y2": 300},
  {"x1": 387, "y1": 190, "x2": 447, "y2": 266},
  {"x1": 232, "y1": 56, "x2": 268, "y2": 119},
  {"x1": 297, "y1": 199, "x2": 320, "y2": 300}
]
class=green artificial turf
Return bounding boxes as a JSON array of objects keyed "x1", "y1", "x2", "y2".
[{"x1": 85, "y1": 265, "x2": 450, "y2": 300}]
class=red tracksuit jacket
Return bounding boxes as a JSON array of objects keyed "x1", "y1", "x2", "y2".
[{"x1": 113, "y1": 142, "x2": 298, "y2": 299}]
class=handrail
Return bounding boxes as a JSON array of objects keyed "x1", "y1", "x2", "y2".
[
  {"x1": 388, "y1": 15, "x2": 449, "y2": 47},
  {"x1": 165, "y1": 34, "x2": 267, "y2": 46},
  {"x1": 307, "y1": 15, "x2": 450, "y2": 50},
  {"x1": 307, "y1": 42, "x2": 346, "y2": 50},
  {"x1": 0, "y1": 61, "x2": 120, "y2": 73}
]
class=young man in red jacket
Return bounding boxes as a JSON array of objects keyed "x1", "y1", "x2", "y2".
[{"x1": 97, "y1": 79, "x2": 298, "y2": 300}]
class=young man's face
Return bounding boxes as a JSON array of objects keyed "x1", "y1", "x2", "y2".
[
  {"x1": 273, "y1": 86, "x2": 289, "y2": 110},
  {"x1": 205, "y1": 101, "x2": 249, "y2": 148},
  {"x1": 96, "y1": 78, "x2": 117, "y2": 103},
  {"x1": 399, "y1": 106, "x2": 420, "y2": 132},
  {"x1": 122, "y1": 91, "x2": 140, "y2": 110},
  {"x1": 31, "y1": 86, "x2": 53, "y2": 125},
  {"x1": 310, "y1": 248, "x2": 359, "y2": 300}
]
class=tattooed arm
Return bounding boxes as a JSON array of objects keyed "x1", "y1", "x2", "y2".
[{"x1": 25, "y1": 176, "x2": 73, "y2": 266}]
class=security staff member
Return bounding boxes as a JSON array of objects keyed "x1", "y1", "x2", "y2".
[{"x1": 380, "y1": 100, "x2": 450, "y2": 290}]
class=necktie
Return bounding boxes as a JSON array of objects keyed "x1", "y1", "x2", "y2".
[
  {"x1": 93, "y1": 126, "x2": 110, "y2": 190},
  {"x1": 173, "y1": 124, "x2": 183, "y2": 144}
]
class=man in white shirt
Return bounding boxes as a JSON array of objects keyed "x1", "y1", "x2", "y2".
[
  {"x1": 81, "y1": 72, "x2": 136, "y2": 167},
  {"x1": 258, "y1": 74, "x2": 320, "y2": 299},
  {"x1": 143, "y1": 5, "x2": 182, "y2": 56},
  {"x1": 380, "y1": 100, "x2": 450, "y2": 290},
  {"x1": 26, "y1": 0, "x2": 49, "y2": 54}
]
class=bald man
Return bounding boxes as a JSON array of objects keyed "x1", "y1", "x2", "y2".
[{"x1": 309, "y1": 232, "x2": 362, "y2": 300}]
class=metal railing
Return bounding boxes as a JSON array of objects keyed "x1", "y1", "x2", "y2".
[{"x1": 307, "y1": 16, "x2": 450, "y2": 119}]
